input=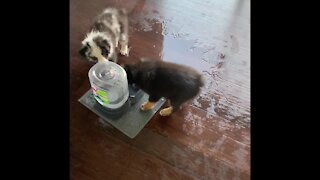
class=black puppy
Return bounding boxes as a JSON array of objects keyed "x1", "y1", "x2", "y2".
[{"x1": 123, "y1": 59, "x2": 204, "y2": 116}]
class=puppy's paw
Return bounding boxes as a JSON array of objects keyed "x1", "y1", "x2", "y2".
[
  {"x1": 120, "y1": 45, "x2": 129, "y2": 56},
  {"x1": 140, "y1": 101, "x2": 155, "y2": 111},
  {"x1": 159, "y1": 107, "x2": 173, "y2": 116}
]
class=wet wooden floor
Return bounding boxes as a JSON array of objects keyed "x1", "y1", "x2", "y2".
[{"x1": 70, "y1": 0, "x2": 250, "y2": 179}]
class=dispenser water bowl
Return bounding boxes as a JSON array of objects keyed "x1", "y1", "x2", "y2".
[{"x1": 78, "y1": 84, "x2": 166, "y2": 138}]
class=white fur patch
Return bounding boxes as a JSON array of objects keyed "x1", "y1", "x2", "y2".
[
  {"x1": 81, "y1": 31, "x2": 114, "y2": 61},
  {"x1": 103, "y1": 8, "x2": 117, "y2": 14}
]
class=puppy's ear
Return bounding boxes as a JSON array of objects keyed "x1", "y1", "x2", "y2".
[{"x1": 79, "y1": 46, "x2": 88, "y2": 57}]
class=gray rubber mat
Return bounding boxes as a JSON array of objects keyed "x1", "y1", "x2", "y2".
[{"x1": 78, "y1": 88, "x2": 166, "y2": 138}]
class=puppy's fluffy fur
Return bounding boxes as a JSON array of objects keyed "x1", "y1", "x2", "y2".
[
  {"x1": 124, "y1": 59, "x2": 204, "y2": 116},
  {"x1": 79, "y1": 8, "x2": 129, "y2": 63}
]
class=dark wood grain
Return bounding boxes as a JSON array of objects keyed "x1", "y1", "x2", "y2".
[{"x1": 71, "y1": 0, "x2": 250, "y2": 179}]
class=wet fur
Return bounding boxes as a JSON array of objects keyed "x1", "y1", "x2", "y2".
[
  {"x1": 79, "y1": 8, "x2": 129, "y2": 63},
  {"x1": 124, "y1": 59, "x2": 204, "y2": 114}
]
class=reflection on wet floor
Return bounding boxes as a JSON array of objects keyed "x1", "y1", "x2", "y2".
[{"x1": 128, "y1": 0, "x2": 250, "y2": 127}]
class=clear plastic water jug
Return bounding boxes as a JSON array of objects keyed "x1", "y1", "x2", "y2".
[{"x1": 88, "y1": 60, "x2": 129, "y2": 109}]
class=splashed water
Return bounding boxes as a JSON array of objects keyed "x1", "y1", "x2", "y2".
[{"x1": 130, "y1": 0, "x2": 250, "y2": 127}]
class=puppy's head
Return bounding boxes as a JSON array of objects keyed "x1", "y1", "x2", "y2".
[
  {"x1": 122, "y1": 64, "x2": 138, "y2": 85},
  {"x1": 79, "y1": 31, "x2": 112, "y2": 63}
]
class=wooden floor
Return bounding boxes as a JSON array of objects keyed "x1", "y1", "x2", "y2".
[{"x1": 70, "y1": 0, "x2": 250, "y2": 179}]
